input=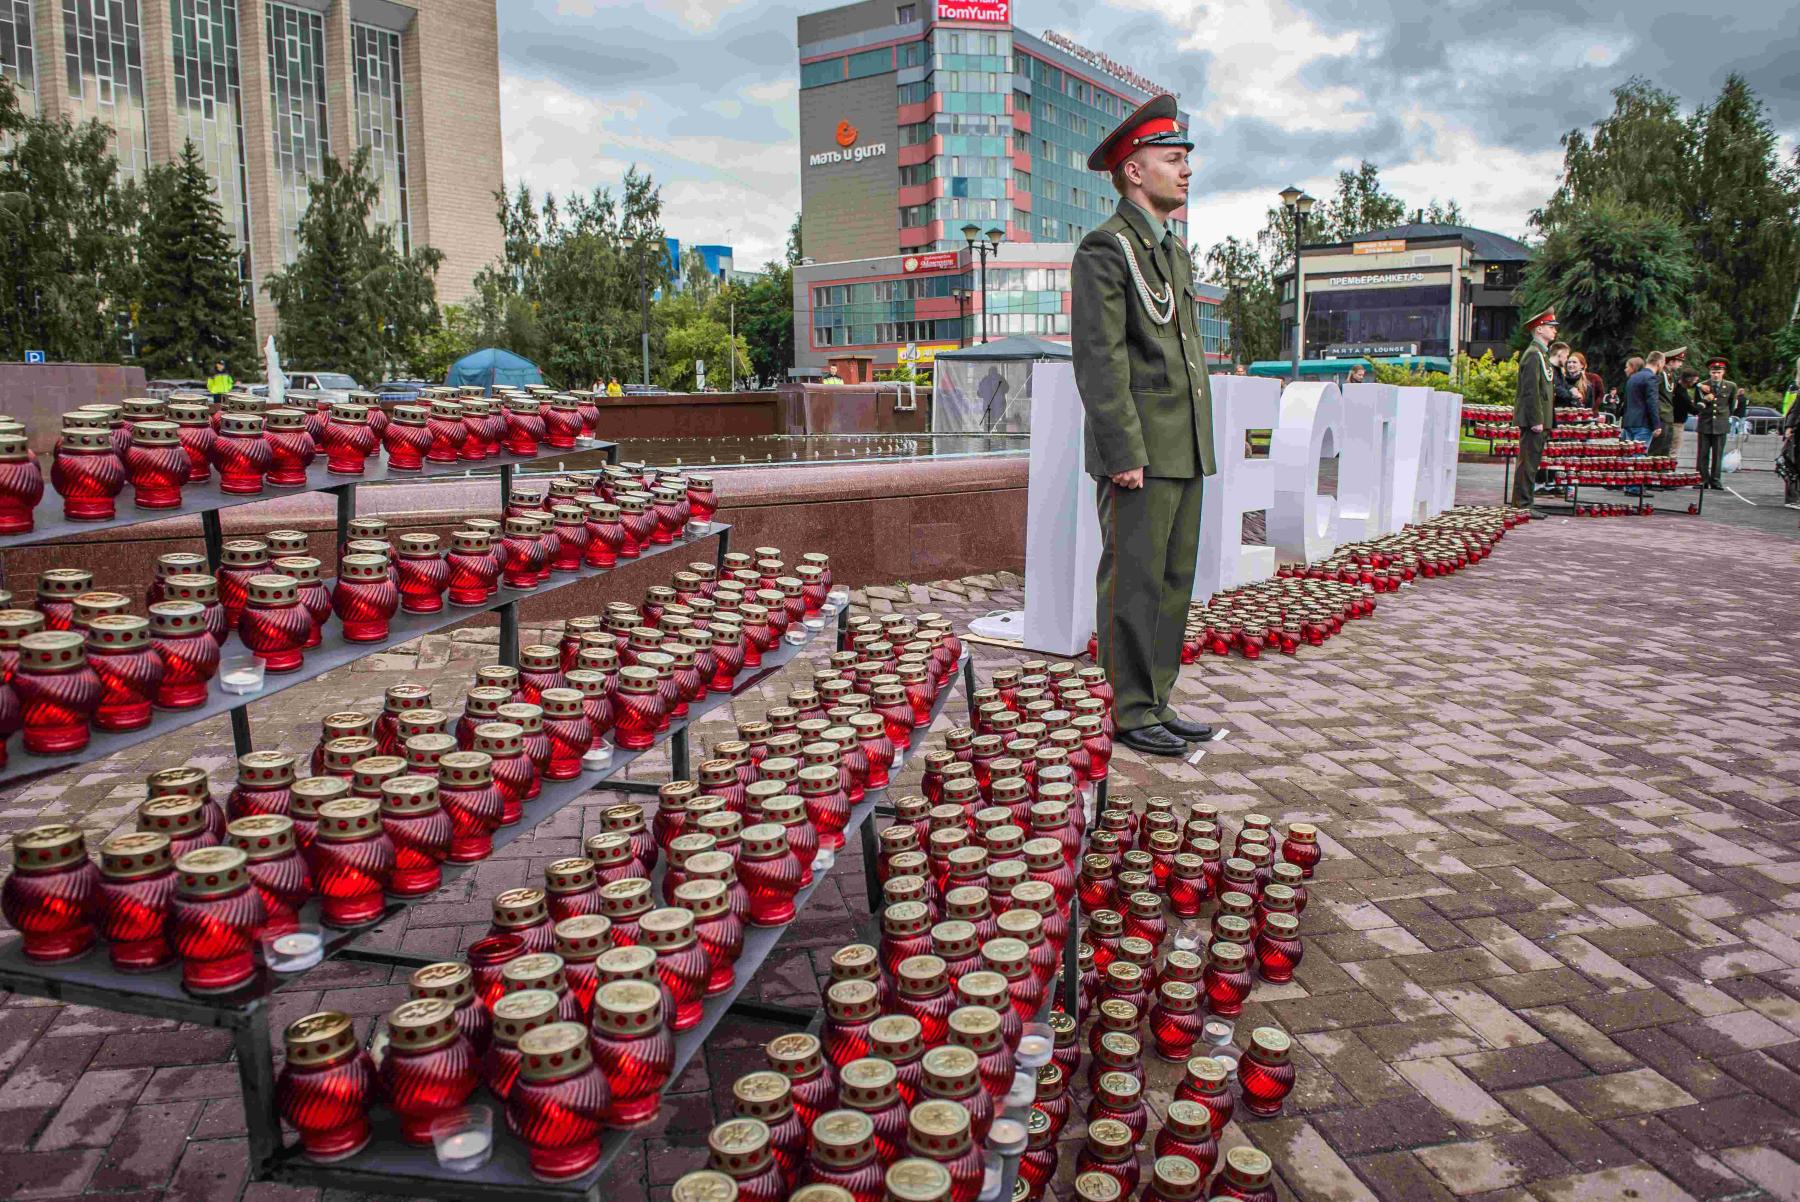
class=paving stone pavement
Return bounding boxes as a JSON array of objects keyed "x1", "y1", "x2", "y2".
[{"x1": 3, "y1": 506, "x2": 1800, "y2": 1201}]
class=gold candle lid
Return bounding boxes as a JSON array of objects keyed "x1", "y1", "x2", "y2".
[
  {"x1": 492, "y1": 886, "x2": 548, "y2": 928},
  {"x1": 139, "y1": 794, "x2": 205, "y2": 835},
  {"x1": 290, "y1": 775, "x2": 351, "y2": 816},
  {"x1": 13, "y1": 822, "x2": 90, "y2": 870},
  {"x1": 313, "y1": 795, "x2": 382, "y2": 841},
  {"x1": 283, "y1": 1011, "x2": 358, "y2": 1068},
  {"x1": 385, "y1": 997, "x2": 462, "y2": 1052},
  {"x1": 707, "y1": 1117, "x2": 772, "y2": 1176},
  {"x1": 670, "y1": 1170, "x2": 739, "y2": 1202},
  {"x1": 553, "y1": 913, "x2": 612, "y2": 962},
  {"x1": 408, "y1": 961, "x2": 474, "y2": 1005},
  {"x1": 1073, "y1": 1172, "x2": 1122, "y2": 1202},
  {"x1": 501, "y1": 951, "x2": 568, "y2": 996},
  {"x1": 592, "y1": 979, "x2": 663, "y2": 1036},
  {"x1": 490, "y1": 988, "x2": 559, "y2": 1045},
  {"x1": 731, "y1": 1069, "x2": 793, "y2": 1119},
  {"x1": 98, "y1": 830, "x2": 172, "y2": 879},
  {"x1": 226, "y1": 814, "x2": 295, "y2": 861},
  {"x1": 174, "y1": 845, "x2": 250, "y2": 898},
  {"x1": 516, "y1": 1021, "x2": 591, "y2": 1081},
  {"x1": 885, "y1": 1159, "x2": 952, "y2": 1202},
  {"x1": 811, "y1": 1109, "x2": 874, "y2": 1167},
  {"x1": 905, "y1": 1098, "x2": 970, "y2": 1153}
]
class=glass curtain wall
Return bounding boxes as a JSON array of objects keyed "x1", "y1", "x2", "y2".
[
  {"x1": 351, "y1": 22, "x2": 409, "y2": 252},
  {"x1": 171, "y1": 0, "x2": 252, "y2": 268},
  {"x1": 1, "y1": 1, "x2": 37, "y2": 114},
  {"x1": 63, "y1": 0, "x2": 150, "y2": 180},
  {"x1": 265, "y1": 2, "x2": 327, "y2": 264},
  {"x1": 916, "y1": 26, "x2": 1010, "y2": 252}
]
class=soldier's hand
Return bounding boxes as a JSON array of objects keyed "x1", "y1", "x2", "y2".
[
  {"x1": 1531, "y1": 424, "x2": 1544, "y2": 433},
  {"x1": 1111, "y1": 467, "x2": 1146, "y2": 489}
]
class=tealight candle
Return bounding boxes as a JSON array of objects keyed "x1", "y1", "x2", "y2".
[
  {"x1": 431, "y1": 1106, "x2": 494, "y2": 1172},
  {"x1": 264, "y1": 927, "x2": 324, "y2": 972}
]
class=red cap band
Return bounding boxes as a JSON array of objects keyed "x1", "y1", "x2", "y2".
[{"x1": 1104, "y1": 118, "x2": 1179, "y2": 171}]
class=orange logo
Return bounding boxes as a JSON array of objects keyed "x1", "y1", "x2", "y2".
[{"x1": 835, "y1": 120, "x2": 858, "y2": 148}]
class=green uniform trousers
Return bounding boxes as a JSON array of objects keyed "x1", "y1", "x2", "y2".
[
  {"x1": 1095, "y1": 473, "x2": 1203, "y2": 734},
  {"x1": 1511, "y1": 429, "x2": 1547, "y2": 507},
  {"x1": 1697, "y1": 432, "x2": 1727, "y2": 487},
  {"x1": 1649, "y1": 424, "x2": 1674, "y2": 457}
]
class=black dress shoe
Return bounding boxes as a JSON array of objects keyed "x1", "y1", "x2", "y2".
[
  {"x1": 1160, "y1": 717, "x2": 1214, "y2": 742},
  {"x1": 1117, "y1": 725, "x2": 1191, "y2": 758}
]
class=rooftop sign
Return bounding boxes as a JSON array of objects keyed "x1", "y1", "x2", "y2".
[
  {"x1": 936, "y1": 0, "x2": 1009, "y2": 24},
  {"x1": 1041, "y1": 30, "x2": 1178, "y2": 99}
]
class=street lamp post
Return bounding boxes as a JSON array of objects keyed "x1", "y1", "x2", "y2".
[
  {"x1": 962, "y1": 223, "x2": 1005, "y2": 344},
  {"x1": 951, "y1": 288, "x2": 970, "y2": 349},
  {"x1": 1279, "y1": 186, "x2": 1315, "y2": 383}
]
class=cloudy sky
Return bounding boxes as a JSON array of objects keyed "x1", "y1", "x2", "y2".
[{"x1": 499, "y1": 0, "x2": 1800, "y2": 267}]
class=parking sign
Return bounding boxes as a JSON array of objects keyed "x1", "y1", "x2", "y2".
[{"x1": 24, "y1": 350, "x2": 45, "y2": 364}]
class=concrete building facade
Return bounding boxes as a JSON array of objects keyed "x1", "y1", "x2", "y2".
[{"x1": 0, "y1": 0, "x2": 503, "y2": 340}]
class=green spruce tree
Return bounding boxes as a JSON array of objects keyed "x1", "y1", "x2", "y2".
[
  {"x1": 135, "y1": 140, "x2": 254, "y2": 377},
  {"x1": 263, "y1": 148, "x2": 443, "y2": 385}
]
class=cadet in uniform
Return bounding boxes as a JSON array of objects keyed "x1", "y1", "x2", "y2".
[
  {"x1": 1652, "y1": 347, "x2": 1685, "y2": 457},
  {"x1": 1071, "y1": 94, "x2": 1215, "y2": 759},
  {"x1": 1694, "y1": 355, "x2": 1742, "y2": 489},
  {"x1": 1510, "y1": 308, "x2": 1557, "y2": 515}
]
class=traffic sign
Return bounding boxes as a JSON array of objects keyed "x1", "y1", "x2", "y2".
[{"x1": 24, "y1": 350, "x2": 45, "y2": 364}]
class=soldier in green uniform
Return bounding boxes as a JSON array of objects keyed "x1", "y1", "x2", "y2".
[
  {"x1": 1694, "y1": 355, "x2": 1742, "y2": 489},
  {"x1": 1072, "y1": 94, "x2": 1215, "y2": 759},
  {"x1": 1509, "y1": 308, "x2": 1558, "y2": 515},
  {"x1": 1651, "y1": 347, "x2": 1685, "y2": 457}
]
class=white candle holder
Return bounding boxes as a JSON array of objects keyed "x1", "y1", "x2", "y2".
[
  {"x1": 260, "y1": 924, "x2": 324, "y2": 972},
  {"x1": 218, "y1": 652, "x2": 266, "y2": 695},
  {"x1": 430, "y1": 1105, "x2": 494, "y2": 1173}
]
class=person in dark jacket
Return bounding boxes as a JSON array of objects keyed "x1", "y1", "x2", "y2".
[{"x1": 1622, "y1": 354, "x2": 1663, "y2": 445}]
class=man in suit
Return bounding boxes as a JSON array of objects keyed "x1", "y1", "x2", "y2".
[
  {"x1": 1694, "y1": 356, "x2": 1742, "y2": 489},
  {"x1": 1622, "y1": 352, "x2": 1663, "y2": 495},
  {"x1": 1072, "y1": 93, "x2": 1215, "y2": 758},
  {"x1": 1510, "y1": 308, "x2": 1558, "y2": 515}
]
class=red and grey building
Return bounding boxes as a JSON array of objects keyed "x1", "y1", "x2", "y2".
[{"x1": 791, "y1": 0, "x2": 1229, "y2": 381}]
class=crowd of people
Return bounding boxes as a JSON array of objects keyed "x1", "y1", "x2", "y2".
[{"x1": 1508, "y1": 306, "x2": 1784, "y2": 513}]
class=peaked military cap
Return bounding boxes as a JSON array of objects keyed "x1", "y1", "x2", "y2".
[
  {"x1": 1522, "y1": 307, "x2": 1558, "y2": 333},
  {"x1": 1088, "y1": 94, "x2": 1193, "y2": 172},
  {"x1": 1707, "y1": 355, "x2": 1728, "y2": 369}
]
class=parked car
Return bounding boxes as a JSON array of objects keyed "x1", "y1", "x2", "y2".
[
  {"x1": 282, "y1": 371, "x2": 361, "y2": 402},
  {"x1": 145, "y1": 378, "x2": 206, "y2": 395},
  {"x1": 375, "y1": 379, "x2": 428, "y2": 405},
  {"x1": 1745, "y1": 405, "x2": 1782, "y2": 435}
]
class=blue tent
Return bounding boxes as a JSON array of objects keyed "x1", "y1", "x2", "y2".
[{"x1": 446, "y1": 348, "x2": 544, "y2": 392}]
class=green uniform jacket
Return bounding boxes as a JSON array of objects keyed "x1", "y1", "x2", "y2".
[
  {"x1": 1657, "y1": 371, "x2": 1676, "y2": 423},
  {"x1": 1694, "y1": 377, "x2": 1741, "y2": 435},
  {"x1": 1072, "y1": 200, "x2": 1216, "y2": 479},
  {"x1": 1514, "y1": 344, "x2": 1553, "y2": 429}
]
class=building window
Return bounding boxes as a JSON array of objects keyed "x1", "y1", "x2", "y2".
[
  {"x1": 265, "y1": 3, "x2": 328, "y2": 265},
  {"x1": 800, "y1": 56, "x2": 843, "y2": 88},
  {"x1": 896, "y1": 3, "x2": 915, "y2": 21},
  {"x1": 1473, "y1": 306, "x2": 1519, "y2": 342},
  {"x1": 1482, "y1": 262, "x2": 1523, "y2": 290},
  {"x1": 897, "y1": 80, "x2": 928, "y2": 105},
  {"x1": 1304, "y1": 284, "x2": 1454, "y2": 358},
  {"x1": 63, "y1": 0, "x2": 150, "y2": 181},
  {"x1": 1, "y1": 1, "x2": 37, "y2": 114},
  {"x1": 352, "y1": 22, "x2": 410, "y2": 253},
  {"x1": 897, "y1": 39, "x2": 924, "y2": 68},
  {"x1": 847, "y1": 47, "x2": 891, "y2": 79},
  {"x1": 171, "y1": 0, "x2": 251, "y2": 269}
]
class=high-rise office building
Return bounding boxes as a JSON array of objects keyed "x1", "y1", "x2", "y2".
[
  {"x1": 792, "y1": 0, "x2": 1226, "y2": 381},
  {"x1": 0, "y1": 0, "x2": 503, "y2": 339}
]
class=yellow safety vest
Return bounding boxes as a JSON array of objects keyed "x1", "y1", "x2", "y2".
[{"x1": 206, "y1": 373, "x2": 233, "y2": 397}]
